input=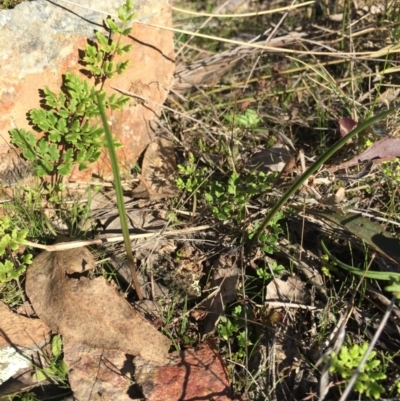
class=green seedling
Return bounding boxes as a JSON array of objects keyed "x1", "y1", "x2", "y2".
[
  {"x1": 329, "y1": 342, "x2": 387, "y2": 399},
  {"x1": 9, "y1": 0, "x2": 135, "y2": 180},
  {"x1": 247, "y1": 212, "x2": 284, "y2": 254},
  {"x1": 176, "y1": 152, "x2": 208, "y2": 193},
  {"x1": 0, "y1": 216, "x2": 31, "y2": 284},
  {"x1": 224, "y1": 108, "x2": 261, "y2": 128},
  {"x1": 217, "y1": 305, "x2": 254, "y2": 362},
  {"x1": 205, "y1": 170, "x2": 275, "y2": 222},
  {"x1": 33, "y1": 334, "x2": 68, "y2": 385},
  {"x1": 255, "y1": 260, "x2": 285, "y2": 280}
]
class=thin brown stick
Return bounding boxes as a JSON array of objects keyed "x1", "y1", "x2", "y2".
[{"x1": 23, "y1": 225, "x2": 211, "y2": 252}]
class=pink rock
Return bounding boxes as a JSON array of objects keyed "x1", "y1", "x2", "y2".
[
  {"x1": 134, "y1": 344, "x2": 233, "y2": 401},
  {"x1": 64, "y1": 342, "x2": 135, "y2": 401}
]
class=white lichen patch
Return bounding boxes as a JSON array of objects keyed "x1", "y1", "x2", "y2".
[{"x1": 0, "y1": 346, "x2": 31, "y2": 385}]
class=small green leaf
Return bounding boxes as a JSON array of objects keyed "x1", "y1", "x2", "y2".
[
  {"x1": 22, "y1": 253, "x2": 33, "y2": 265},
  {"x1": 83, "y1": 55, "x2": 95, "y2": 65},
  {"x1": 95, "y1": 31, "x2": 109, "y2": 46},
  {"x1": 48, "y1": 129, "x2": 61, "y2": 142},
  {"x1": 35, "y1": 165, "x2": 48, "y2": 177},
  {"x1": 9, "y1": 129, "x2": 37, "y2": 155},
  {"x1": 59, "y1": 92, "x2": 66, "y2": 107},
  {"x1": 101, "y1": 43, "x2": 113, "y2": 54},
  {"x1": 41, "y1": 159, "x2": 54, "y2": 173},
  {"x1": 86, "y1": 65, "x2": 102, "y2": 76},
  {"x1": 51, "y1": 335, "x2": 63, "y2": 358},
  {"x1": 78, "y1": 162, "x2": 89, "y2": 171},
  {"x1": 47, "y1": 144, "x2": 59, "y2": 160},
  {"x1": 76, "y1": 149, "x2": 87, "y2": 163},
  {"x1": 118, "y1": 7, "x2": 127, "y2": 21},
  {"x1": 104, "y1": 60, "x2": 113, "y2": 73},
  {"x1": 68, "y1": 98, "x2": 78, "y2": 113},
  {"x1": 119, "y1": 44, "x2": 132, "y2": 54},
  {"x1": 62, "y1": 148, "x2": 74, "y2": 162},
  {"x1": 56, "y1": 117, "x2": 67, "y2": 133},
  {"x1": 30, "y1": 109, "x2": 51, "y2": 131},
  {"x1": 58, "y1": 360, "x2": 68, "y2": 375},
  {"x1": 0, "y1": 234, "x2": 11, "y2": 247},
  {"x1": 57, "y1": 163, "x2": 72, "y2": 176},
  {"x1": 109, "y1": 42, "x2": 117, "y2": 53},
  {"x1": 116, "y1": 60, "x2": 130, "y2": 75},
  {"x1": 16, "y1": 229, "x2": 28, "y2": 243},
  {"x1": 122, "y1": 27, "x2": 132, "y2": 36},
  {"x1": 35, "y1": 369, "x2": 47, "y2": 382},
  {"x1": 106, "y1": 18, "x2": 120, "y2": 33},
  {"x1": 70, "y1": 119, "x2": 81, "y2": 133},
  {"x1": 46, "y1": 112, "x2": 57, "y2": 128},
  {"x1": 85, "y1": 44, "x2": 97, "y2": 57},
  {"x1": 58, "y1": 109, "x2": 69, "y2": 119},
  {"x1": 4, "y1": 260, "x2": 14, "y2": 272},
  {"x1": 44, "y1": 87, "x2": 59, "y2": 108}
]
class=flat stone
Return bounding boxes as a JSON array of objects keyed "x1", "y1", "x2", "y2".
[
  {"x1": 0, "y1": 0, "x2": 174, "y2": 181},
  {"x1": 134, "y1": 344, "x2": 233, "y2": 401}
]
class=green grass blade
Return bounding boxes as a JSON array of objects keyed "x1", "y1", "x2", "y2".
[
  {"x1": 96, "y1": 93, "x2": 143, "y2": 299},
  {"x1": 320, "y1": 239, "x2": 400, "y2": 280}
]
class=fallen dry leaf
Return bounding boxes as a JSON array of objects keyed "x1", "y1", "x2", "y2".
[
  {"x1": 319, "y1": 187, "x2": 346, "y2": 206},
  {"x1": 330, "y1": 136, "x2": 400, "y2": 172},
  {"x1": 134, "y1": 344, "x2": 232, "y2": 401},
  {"x1": 338, "y1": 117, "x2": 358, "y2": 137},
  {"x1": 266, "y1": 276, "x2": 309, "y2": 303},
  {"x1": 131, "y1": 137, "x2": 177, "y2": 199},
  {"x1": 25, "y1": 247, "x2": 171, "y2": 363},
  {"x1": 202, "y1": 255, "x2": 239, "y2": 335},
  {"x1": 248, "y1": 144, "x2": 292, "y2": 173}
]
